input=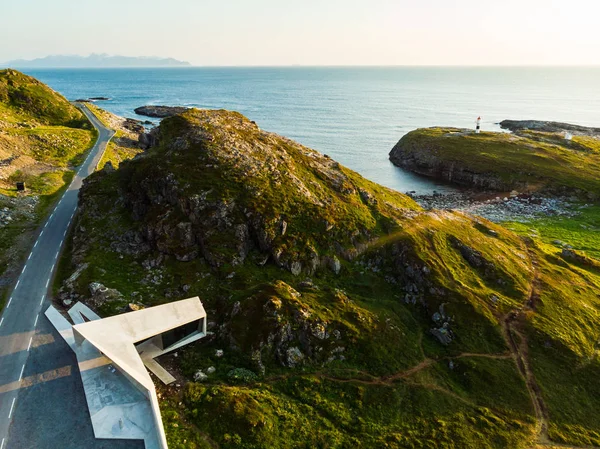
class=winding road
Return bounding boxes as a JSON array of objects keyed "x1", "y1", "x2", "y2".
[{"x1": 0, "y1": 105, "x2": 140, "y2": 449}]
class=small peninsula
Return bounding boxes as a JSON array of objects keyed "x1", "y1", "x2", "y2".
[{"x1": 389, "y1": 123, "x2": 600, "y2": 196}]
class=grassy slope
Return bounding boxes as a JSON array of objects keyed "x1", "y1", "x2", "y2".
[
  {"x1": 0, "y1": 69, "x2": 96, "y2": 306},
  {"x1": 393, "y1": 127, "x2": 600, "y2": 195},
  {"x1": 67, "y1": 167, "x2": 539, "y2": 449},
  {"x1": 504, "y1": 206, "x2": 600, "y2": 446},
  {"x1": 54, "y1": 109, "x2": 600, "y2": 448},
  {"x1": 86, "y1": 103, "x2": 143, "y2": 169}
]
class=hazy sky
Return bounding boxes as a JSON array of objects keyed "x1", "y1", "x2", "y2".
[{"x1": 2, "y1": 0, "x2": 600, "y2": 66}]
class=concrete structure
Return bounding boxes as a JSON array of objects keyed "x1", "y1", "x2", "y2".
[{"x1": 46, "y1": 298, "x2": 207, "y2": 449}]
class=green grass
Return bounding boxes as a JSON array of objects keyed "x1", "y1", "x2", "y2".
[
  {"x1": 85, "y1": 103, "x2": 143, "y2": 170},
  {"x1": 97, "y1": 130, "x2": 143, "y2": 170},
  {"x1": 505, "y1": 204, "x2": 600, "y2": 259},
  {"x1": 501, "y1": 206, "x2": 600, "y2": 444},
  {"x1": 0, "y1": 69, "x2": 88, "y2": 127},
  {"x1": 0, "y1": 170, "x2": 76, "y2": 306},
  {"x1": 394, "y1": 127, "x2": 600, "y2": 195},
  {"x1": 182, "y1": 377, "x2": 535, "y2": 449}
]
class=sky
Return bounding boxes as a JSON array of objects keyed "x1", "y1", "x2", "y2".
[{"x1": 2, "y1": 0, "x2": 600, "y2": 66}]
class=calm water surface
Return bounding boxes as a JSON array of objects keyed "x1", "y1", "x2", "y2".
[{"x1": 23, "y1": 67, "x2": 600, "y2": 194}]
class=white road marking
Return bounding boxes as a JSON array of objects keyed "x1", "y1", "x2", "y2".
[
  {"x1": 0, "y1": 317, "x2": 4, "y2": 327},
  {"x1": 19, "y1": 364, "x2": 25, "y2": 382},
  {"x1": 44, "y1": 222, "x2": 48, "y2": 229},
  {"x1": 34, "y1": 240, "x2": 39, "y2": 248},
  {"x1": 6, "y1": 298, "x2": 11, "y2": 308},
  {"x1": 8, "y1": 398, "x2": 15, "y2": 418},
  {"x1": 27, "y1": 337, "x2": 33, "y2": 352},
  {"x1": 1, "y1": 437, "x2": 5, "y2": 449},
  {"x1": 34, "y1": 315, "x2": 39, "y2": 327},
  {"x1": 54, "y1": 251, "x2": 59, "y2": 261},
  {"x1": 40, "y1": 230, "x2": 44, "y2": 237},
  {"x1": 45, "y1": 278, "x2": 49, "y2": 288},
  {"x1": 27, "y1": 253, "x2": 32, "y2": 261},
  {"x1": 15, "y1": 280, "x2": 20, "y2": 289},
  {"x1": 21, "y1": 266, "x2": 26, "y2": 275},
  {"x1": 39, "y1": 294, "x2": 45, "y2": 306}
]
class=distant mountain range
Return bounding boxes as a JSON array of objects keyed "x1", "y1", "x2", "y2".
[{"x1": 0, "y1": 53, "x2": 191, "y2": 68}]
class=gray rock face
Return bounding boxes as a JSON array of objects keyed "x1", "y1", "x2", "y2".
[
  {"x1": 134, "y1": 105, "x2": 189, "y2": 118},
  {"x1": 123, "y1": 118, "x2": 145, "y2": 134},
  {"x1": 138, "y1": 129, "x2": 159, "y2": 149},
  {"x1": 88, "y1": 282, "x2": 123, "y2": 306},
  {"x1": 430, "y1": 326, "x2": 453, "y2": 345},
  {"x1": 389, "y1": 135, "x2": 519, "y2": 192},
  {"x1": 328, "y1": 256, "x2": 341, "y2": 275},
  {"x1": 194, "y1": 370, "x2": 208, "y2": 381},
  {"x1": 285, "y1": 347, "x2": 305, "y2": 367}
]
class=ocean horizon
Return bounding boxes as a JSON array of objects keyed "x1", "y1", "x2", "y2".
[{"x1": 23, "y1": 66, "x2": 600, "y2": 194}]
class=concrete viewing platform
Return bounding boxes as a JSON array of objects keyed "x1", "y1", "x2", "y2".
[{"x1": 45, "y1": 297, "x2": 208, "y2": 449}]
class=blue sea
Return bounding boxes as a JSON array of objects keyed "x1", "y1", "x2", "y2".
[{"x1": 23, "y1": 67, "x2": 600, "y2": 194}]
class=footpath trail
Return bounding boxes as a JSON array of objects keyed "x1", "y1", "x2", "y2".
[
  {"x1": 507, "y1": 242, "x2": 550, "y2": 446},
  {"x1": 503, "y1": 242, "x2": 600, "y2": 449},
  {"x1": 0, "y1": 105, "x2": 132, "y2": 449}
]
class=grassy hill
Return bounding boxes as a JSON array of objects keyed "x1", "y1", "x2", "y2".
[
  {"x1": 55, "y1": 109, "x2": 600, "y2": 448},
  {"x1": 0, "y1": 69, "x2": 96, "y2": 307},
  {"x1": 0, "y1": 69, "x2": 96, "y2": 194},
  {"x1": 0, "y1": 69, "x2": 88, "y2": 127},
  {"x1": 389, "y1": 127, "x2": 600, "y2": 196}
]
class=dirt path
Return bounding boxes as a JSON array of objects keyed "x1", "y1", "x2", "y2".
[
  {"x1": 310, "y1": 350, "x2": 513, "y2": 387},
  {"x1": 498, "y1": 241, "x2": 550, "y2": 445},
  {"x1": 500, "y1": 240, "x2": 600, "y2": 449}
]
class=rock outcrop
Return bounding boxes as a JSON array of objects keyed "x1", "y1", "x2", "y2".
[
  {"x1": 134, "y1": 105, "x2": 190, "y2": 118},
  {"x1": 500, "y1": 119, "x2": 600, "y2": 137},
  {"x1": 77, "y1": 108, "x2": 417, "y2": 276}
]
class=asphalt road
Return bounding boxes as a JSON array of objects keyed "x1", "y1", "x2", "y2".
[{"x1": 0, "y1": 105, "x2": 142, "y2": 449}]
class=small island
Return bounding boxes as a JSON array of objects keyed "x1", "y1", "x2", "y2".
[{"x1": 134, "y1": 105, "x2": 190, "y2": 118}]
